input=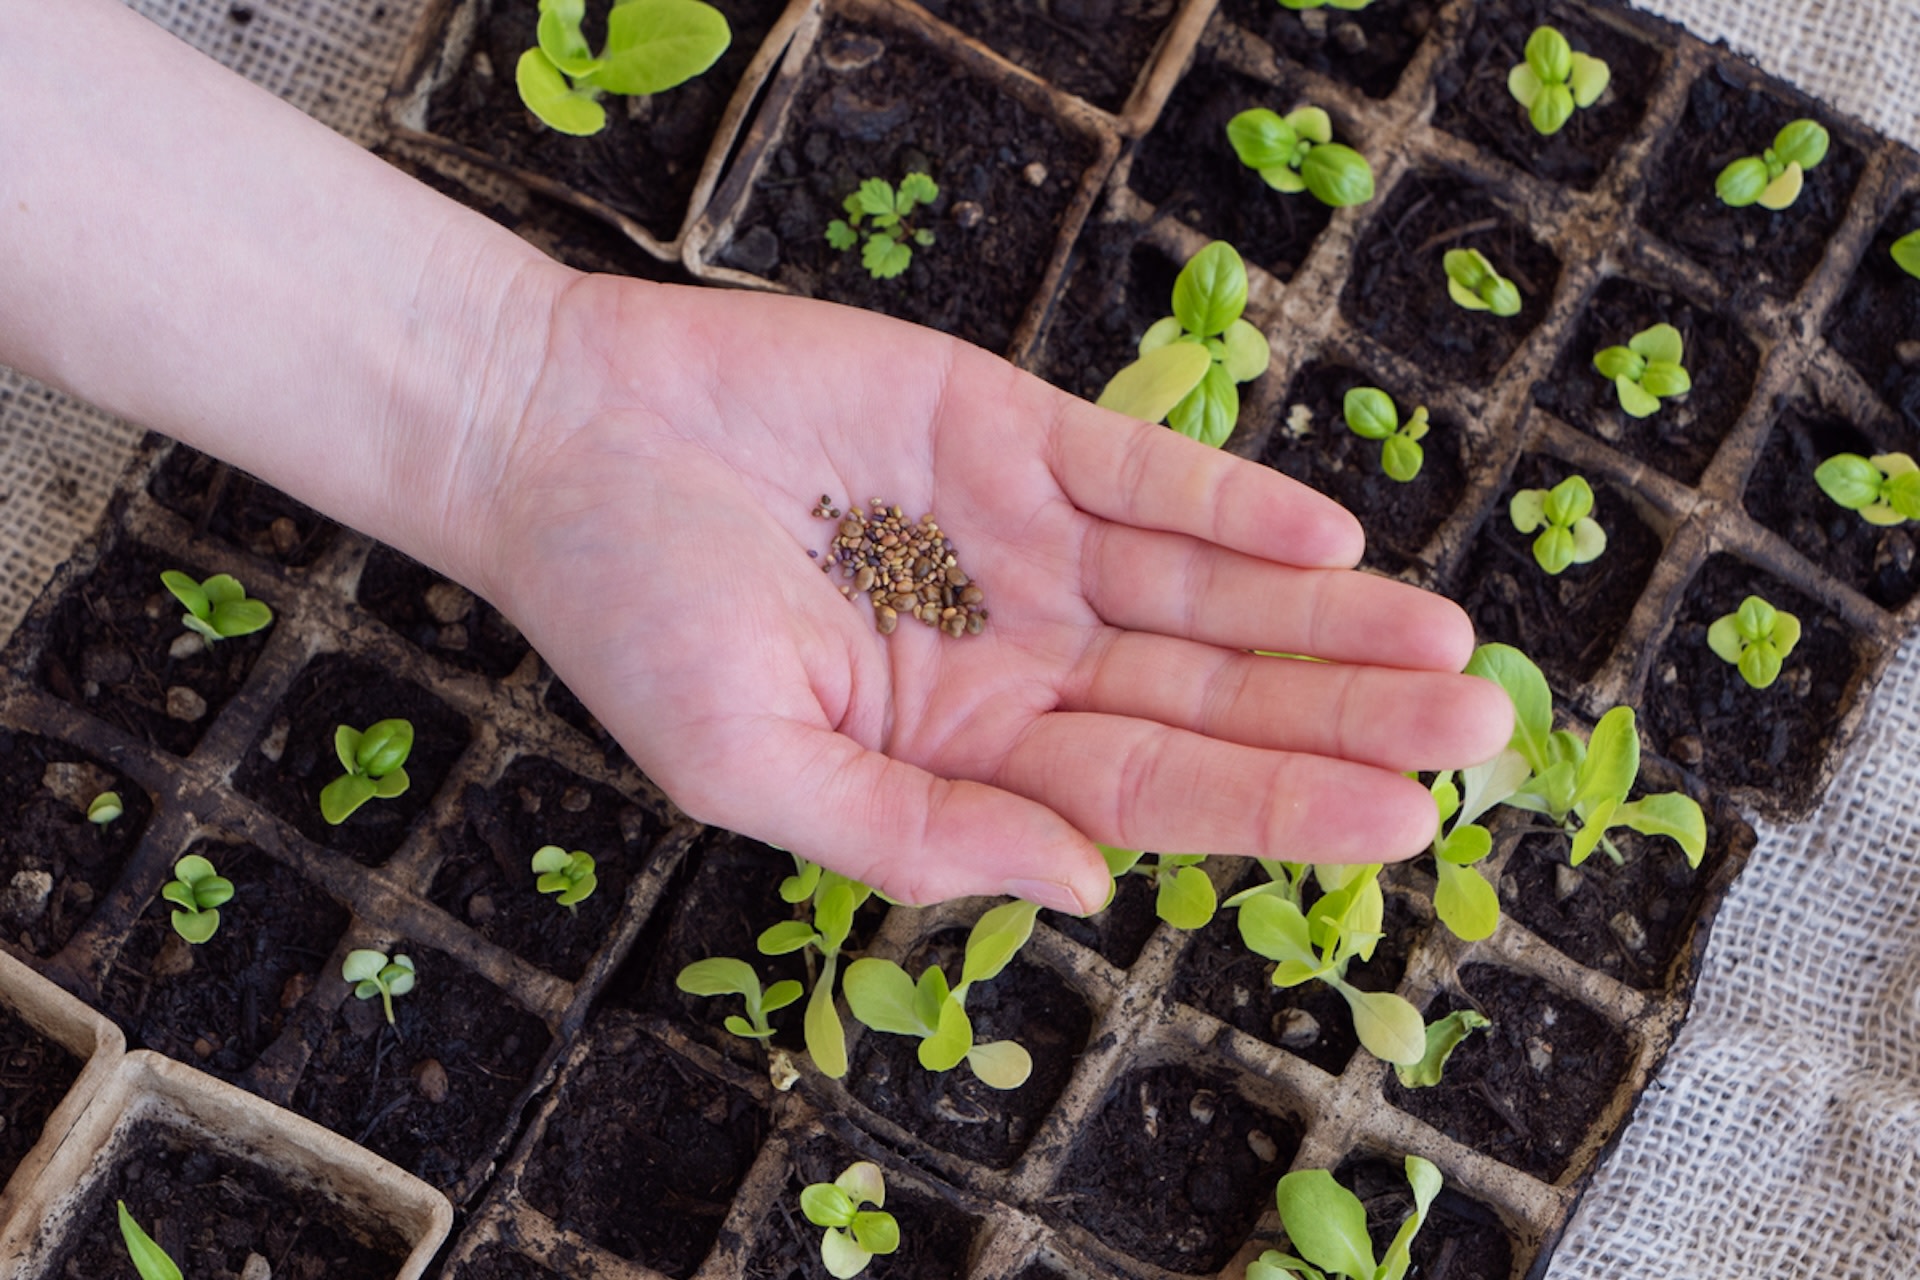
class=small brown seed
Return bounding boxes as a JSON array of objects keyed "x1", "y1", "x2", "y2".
[
  {"x1": 854, "y1": 565, "x2": 876, "y2": 593},
  {"x1": 961, "y1": 586, "x2": 985, "y2": 605},
  {"x1": 875, "y1": 605, "x2": 898, "y2": 634},
  {"x1": 966, "y1": 613, "x2": 985, "y2": 635},
  {"x1": 946, "y1": 566, "x2": 969, "y2": 586}
]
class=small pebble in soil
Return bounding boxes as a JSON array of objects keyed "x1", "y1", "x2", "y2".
[
  {"x1": 414, "y1": 1057, "x2": 451, "y2": 1104},
  {"x1": 1527, "y1": 1037, "x2": 1553, "y2": 1073},
  {"x1": 424, "y1": 582, "x2": 474, "y2": 624},
  {"x1": 240, "y1": 1253, "x2": 271, "y2": 1280},
  {"x1": 167, "y1": 686, "x2": 208, "y2": 722},
  {"x1": 279, "y1": 971, "x2": 312, "y2": 1009},
  {"x1": 952, "y1": 200, "x2": 984, "y2": 230},
  {"x1": 167, "y1": 633, "x2": 204, "y2": 662},
  {"x1": 1246, "y1": 1128, "x2": 1280, "y2": 1162},
  {"x1": 1609, "y1": 911, "x2": 1647, "y2": 953},
  {"x1": 270, "y1": 515, "x2": 300, "y2": 557},
  {"x1": 1333, "y1": 20, "x2": 1367, "y2": 53},
  {"x1": 2, "y1": 871, "x2": 52, "y2": 924},
  {"x1": 1188, "y1": 1090, "x2": 1217, "y2": 1125},
  {"x1": 1022, "y1": 162, "x2": 1049, "y2": 187},
  {"x1": 1555, "y1": 864, "x2": 1583, "y2": 902},
  {"x1": 1670, "y1": 733, "x2": 1704, "y2": 766},
  {"x1": 153, "y1": 934, "x2": 195, "y2": 980},
  {"x1": 1274, "y1": 1007, "x2": 1321, "y2": 1048},
  {"x1": 814, "y1": 496, "x2": 989, "y2": 637}
]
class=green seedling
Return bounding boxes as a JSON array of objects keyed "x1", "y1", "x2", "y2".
[
  {"x1": 1505, "y1": 26, "x2": 1610, "y2": 136},
  {"x1": 342, "y1": 948, "x2": 415, "y2": 1027},
  {"x1": 1395, "y1": 1009, "x2": 1492, "y2": 1089},
  {"x1": 515, "y1": 0, "x2": 731, "y2": 137},
  {"x1": 1708, "y1": 595, "x2": 1801, "y2": 690},
  {"x1": 1343, "y1": 387, "x2": 1429, "y2": 483},
  {"x1": 1509, "y1": 475, "x2": 1606, "y2": 574},
  {"x1": 1425, "y1": 758, "x2": 1520, "y2": 943},
  {"x1": 160, "y1": 570, "x2": 273, "y2": 643},
  {"x1": 758, "y1": 856, "x2": 873, "y2": 1078},
  {"x1": 117, "y1": 1200, "x2": 183, "y2": 1280},
  {"x1": 1716, "y1": 118, "x2": 1830, "y2": 210},
  {"x1": 800, "y1": 1161, "x2": 900, "y2": 1280},
  {"x1": 1227, "y1": 106, "x2": 1376, "y2": 208},
  {"x1": 87, "y1": 791, "x2": 123, "y2": 824},
  {"x1": 826, "y1": 173, "x2": 939, "y2": 280},
  {"x1": 1814, "y1": 452, "x2": 1920, "y2": 525},
  {"x1": 531, "y1": 845, "x2": 597, "y2": 908},
  {"x1": 162, "y1": 853, "x2": 233, "y2": 945},
  {"x1": 319, "y1": 718, "x2": 413, "y2": 825},
  {"x1": 1095, "y1": 241, "x2": 1271, "y2": 447},
  {"x1": 1593, "y1": 322, "x2": 1690, "y2": 418},
  {"x1": 1442, "y1": 248, "x2": 1521, "y2": 317},
  {"x1": 676, "y1": 956, "x2": 802, "y2": 1039},
  {"x1": 1098, "y1": 845, "x2": 1216, "y2": 929},
  {"x1": 844, "y1": 900, "x2": 1041, "y2": 1088},
  {"x1": 1248, "y1": 1156, "x2": 1441, "y2": 1280},
  {"x1": 1894, "y1": 230, "x2": 1920, "y2": 279}
]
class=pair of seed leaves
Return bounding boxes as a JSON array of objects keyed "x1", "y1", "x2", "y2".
[
  {"x1": 516, "y1": 0, "x2": 730, "y2": 136},
  {"x1": 162, "y1": 854, "x2": 233, "y2": 944},
  {"x1": 1510, "y1": 474, "x2": 1606, "y2": 575},
  {"x1": 1594, "y1": 322, "x2": 1690, "y2": 418},
  {"x1": 160, "y1": 570, "x2": 272, "y2": 642},
  {"x1": 1226, "y1": 106, "x2": 1376, "y2": 208},
  {"x1": 1343, "y1": 386, "x2": 1429, "y2": 483},
  {"x1": 800, "y1": 1162, "x2": 899, "y2": 1280},
  {"x1": 1708, "y1": 595, "x2": 1801, "y2": 691},
  {"x1": 1716, "y1": 119, "x2": 1830, "y2": 211},
  {"x1": 318, "y1": 718, "x2": 414, "y2": 825},
  {"x1": 1814, "y1": 451, "x2": 1920, "y2": 526},
  {"x1": 1506, "y1": 25, "x2": 1610, "y2": 136}
]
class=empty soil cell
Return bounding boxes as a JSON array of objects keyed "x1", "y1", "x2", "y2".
[
  {"x1": 718, "y1": 20, "x2": 1097, "y2": 356},
  {"x1": 1043, "y1": 870, "x2": 1161, "y2": 971},
  {"x1": 1643, "y1": 553, "x2": 1865, "y2": 815},
  {"x1": 1637, "y1": 65, "x2": 1866, "y2": 303},
  {"x1": 1384, "y1": 965, "x2": 1632, "y2": 1183},
  {"x1": 234, "y1": 652, "x2": 472, "y2": 866},
  {"x1": 520, "y1": 1011, "x2": 768, "y2": 1278},
  {"x1": 100, "y1": 841, "x2": 349, "y2": 1080},
  {"x1": 1430, "y1": 0, "x2": 1664, "y2": 191},
  {"x1": 1827, "y1": 188, "x2": 1920, "y2": 430},
  {"x1": 147, "y1": 442, "x2": 338, "y2": 568},
  {"x1": 428, "y1": 755, "x2": 665, "y2": 982},
  {"x1": 0, "y1": 1004, "x2": 81, "y2": 1186},
  {"x1": 1532, "y1": 273, "x2": 1758, "y2": 485},
  {"x1": 1031, "y1": 227, "x2": 1181, "y2": 406},
  {"x1": 0, "y1": 731, "x2": 150, "y2": 956},
  {"x1": 1218, "y1": 0, "x2": 1436, "y2": 100},
  {"x1": 357, "y1": 544, "x2": 530, "y2": 680},
  {"x1": 1051, "y1": 1063, "x2": 1300, "y2": 1272},
  {"x1": 1341, "y1": 169, "x2": 1562, "y2": 384},
  {"x1": 914, "y1": 0, "x2": 1174, "y2": 114},
  {"x1": 1323, "y1": 1154, "x2": 1516, "y2": 1278}
]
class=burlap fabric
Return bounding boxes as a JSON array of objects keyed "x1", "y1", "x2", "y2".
[{"x1": 2, "y1": 1, "x2": 1915, "y2": 1273}]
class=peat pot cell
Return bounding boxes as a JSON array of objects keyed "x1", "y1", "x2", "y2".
[
  {"x1": 449, "y1": 1245, "x2": 574, "y2": 1280},
  {"x1": 422, "y1": 0, "x2": 790, "y2": 244},
  {"x1": 1217, "y1": 0, "x2": 1436, "y2": 101},
  {"x1": 719, "y1": 21, "x2": 1098, "y2": 356},
  {"x1": 1317, "y1": 1154, "x2": 1517, "y2": 1279},
  {"x1": 1644, "y1": 554, "x2": 1867, "y2": 816},
  {"x1": 1031, "y1": 227, "x2": 1183, "y2": 406},
  {"x1": 235, "y1": 653, "x2": 472, "y2": 866},
  {"x1": 1384, "y1": 965, "x2": 1632, "y2": 1183},
  {"x1": 1049, "y1": 1063, "x2": 1300, "y2": 1272},
  {"x1": 1430, "y1": 0, "x2": 1663, "y2": 191},
  {"x1": 36, "y1": 539, "x2": 273, "y2": 757},
  {"x1": 0, "y1": 732, "x2": 150, "y2": 956},
  {"x1": 521, "y1": 1012, "x2": 767, "y2": 1278},
  {"x1": 1533, "y1": 274, "x2": 1758, "y2": 485},
  {"x1": 1826, "y1": 188, "x2": 1920, "y2": 430},
  {"x1": 1741, "y1": 395, "x2": 1920, "y2": 609},
  {"x1": 291, "y1": 943, "x2": 552, "y2": 1203},
  {"x1": 1450, "y1": 453, "x2": 1663, "y2": 689},
  {"x1": 1260, "y1": 360, "x2": 1470, "y2": 577},
  {"x1": 1043, "y1": 869, "x2": 1160, "y2": 971},
  {"x1": 915, "y1": 0, "x2": 1175, "y2": 114},
  {"x1": 147, "y1": 442, "x2": 338, "y2": 568},
  {"x1": 1637, "y1": 65, "x2": 1865, "y2": 303},
  {"x1": 100, "y1": 840, "x2": 349, "y2": 1081},
  {"x1": 0, "y1": 1004, "x2": 82, "y2": 1188},
  {"x1": 357, "y1": 544, "x2": 530, "y2": 680}
]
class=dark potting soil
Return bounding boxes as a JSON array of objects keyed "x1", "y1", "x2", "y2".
[
  {"x1": 1384, "y1": 965, "x2": 1632, "y2": 1183},
  {"x1": 450, "y1": 1245, "x2": 576, "y2": 1280},
  {"x1": 0, "y1": 731, "x2": 150, "y2": 957},
  {"x1": 36, "y1": 538, "x2": 272, "y2": 758},
  {"x1": 1430, "y1": 0, "x2": 1664, "y2": 191},
  {"x1": 234, "y1": 652, "x2": 472, "y2": 866},
  {"x1": 100, "y1": 841, "x2": 349, "y2": 1080},
  {"x1": 915, "y1": 0, "x2": 1174, "y2": 114},
  {"x1": 1219, "y1": 0, "x2": 1437, "y2": 100},
  {"x1": 1043, "y1": 870, "x2": 1161, "y2": 971},
  {"x1": 1826, "y1": 190, "x2": 1920, "y2": 432},
  {"x1": 422, "y1": 0, "x2": 788, "y2": 243},
  {"x1": 520, "y1": 1011, "x2": 767, "y2": 1278},
  {"x1": 1341, "y1": 169, "x2": 1562, "y2": 384},
  {"x1": 1031, "y1": 227, "x2": 1182, "y2": 407},
  {"x1": 0, "y1": 1005, "x2": 81, "y2": 1187},
  {"x1": 722, "y1": 21, "x2": 1096, "y2": 357},
  {"x1": 1637, "y1": 65, "x2": 1865, "y2": 304},
  {"x1": 357, "y1": 544, "x2": 530, "y2": 681},
  {"x1": 1449, "y1": 452, "x2": 1664, "y2": 689},
  {"x1": 1643, "y1": 553, "x2": 1863, "y2": 814},
  {"x1": 1532, "y1": 274, "x2": 1758, "y2": 486},
  {"x1": 1325, "y1": 1154, "x2": 1516, "y2": 1279},
  {"x1": 1049, "y1": 1063, "x2": 1299, "y2": 1272},
  {"x1": 848, "y1": 928, "x2": 1092, "y2": 1168},
  {"x1": 147, "y1": 442, "x2": 338, "y2": 568}
]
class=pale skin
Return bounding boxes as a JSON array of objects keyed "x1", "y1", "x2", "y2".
[{"x1": 0, "y1": 0, "x2": 1510, "y2": 913}]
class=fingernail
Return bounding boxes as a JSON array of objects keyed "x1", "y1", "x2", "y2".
[{"x1": 1003, "y1": 878, "x2": 1086, "y2": 915}]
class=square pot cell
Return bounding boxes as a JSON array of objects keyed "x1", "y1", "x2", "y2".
[
  {"x1": 717, "y1": 20, "x2": 1100, "y2": 357},
  {"x1": 1217, "y1": 0, "x2": 1438, "y2": 101},
  {"x1": 1043, "y1": 870, "x2": 1161, "y2": 971},
  {"x1": 914, "y1": 0, "x2": 1177, "y2": 115},
  {"x1": 1532, "y1": 274, "x2": 1758, "y2": 485},
  {"x1": 234, "y1": 652, "x2": 472, "y2": 867},
  {"x1": 1031, "y1": 225, "x2": 1183, "y2": 406},
  {"x1": 357, "y1": 544, "x2": 530, "y2": 680},
  {"x1": 1636, "y1": 65, "x2": 1866, "y2": 302},
  {"x1": 1320, "y1": 1154, "x2": 1517, "y2": 1280},
  {"x1": 1050, "y1": 1063, "x2": 1301, "y2": 1272},
  {"x1": 1430, "y1": 0, "x2": 1663, "y2": 191},
  {"x1": 100, "y1": 841, "x2": 350, "y2": 1081},
  {"x1": 1259, "y1": 360, "x2": 1471, "y2": 577},
  {"x1": 0, "y1": 1004, "x2": 82, "y2": 1188},
  {"x1": 448, "y1": 1246, "x2": 573, "y2": 1280},
  {"x1": 1741, "y1": 393, "x2": 1920, "y2": 609},
  {"x1": 1449, "y1": 452, "x2": 1663, "y2": 689},
  {"x1": 0, "y1": 732, "x2": 151, "y2": 957},
  {"x1": 1643, "y1": 553, "x2": 1868, "y2": 817},
  {"x1": 849, "y1": 926, "x2": 1093, "y2": 1169},
  {"x1": 1383, "y1": 964, "x2": 1633, "y2": 1183},
  {"x1": 520, "y1": 1012, "x2": 768, "y2": 1278},
  {"x1": 1826, "y1": 188, "x2": 1920, "y2": 430},
  {"x1": 34, "y1": 539, "x2": 273, "y2": 758},
  {"x1": 147, "y1": 442, "x2": 338, "y2": 568},
  {"x1": 429, "y1": 756, "x2": 664, "y2": 983}
]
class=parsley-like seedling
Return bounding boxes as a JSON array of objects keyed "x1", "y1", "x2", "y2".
[
  {"x1": 676, "y1": 956, "x2": 803, "y2": 1039},
  {"x1": 1894, "y1": 230, "x2": 1920, "y2": 279},
  {"x1": 800, "y1": 1161, "x2": 900, "y2": 1280},
  {"x1": 1708, "y1": 595, "x2": 1801, "y2": 690},
  {"x1": 1716, "y1": 118, "x2": 1830, "y2": 211},
  {"x1": 1227, "y1": 106, "x2": 1376, "y2": 208},
  {"x1": 1442, "y1": 248, "x2": 1521, "y2": 317},
  {"x1": 1248, "y1": 1156, "x2": 1441, "y2": 1280},
  {"x1": 826, "y1": 173, "x2": 939, "y2": 280},
  {"x1": 319, "y1": 718, "x2": 413, "y2": 825},
  {"x1": 1593, "y1": 322, "x2": 1690, "y2": 418},
  {"x1": 757, "y1": 856, "x2": 873, "y2": 1078},
  {"x1": 162, "y1": 853, "x2": 234, "y2": 945},
  {"x1": 1505, "y1": 26, "x2": 1610, "y2": 135},
  {"x1": 1814, "y1": 451, "x2": 1920, "y2": 525},
  {"x1": 515, "y1": 0, "x2": 731, "y2": 137},
  {"x1": 342, "y1": 948, "x2": 415, "y2": 1027},
  {"x1": 160, "y1": 570, "x2": 273, "y2": 643},
  {"x1": 1509, "y1": 474, "x2": 1605, "y2": 574},
  {"x1": 531, "y1": 845, "x2": 597, "y2": 908},
  {"x1": 118, "y1": 1201, "x2": 183, "y2": 1280},
  {"x1": 87, "y1": 791, "x2": 123, "y2": 824},
  {"x1": 1097, "y1": 846, "x2": 1216, "y2": 929},
  {"x1": 1343, "y1": 387, "x2": 1429, "y2": 482}
]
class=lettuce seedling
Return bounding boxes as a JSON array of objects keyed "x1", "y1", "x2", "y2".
[
  {"x1": 1394, "y1": 1009, "x2": 1491, "y2": 1088},
  {"x1": 1098, "y1": 845, "x2": 1216, "y2": 929},
  {"x1": 160, "y1": 569, "x2": 273, "y2": 642},
  {"x1": 1095, "y1": 241, "x2": 1271, "y2": 447},
  {"x1": 1506, "y1": 26, "x2": 1610, "y2": 136},
  {"x1": 1716, "y1": 118, "x2": 1830, "y2": 210},
  {"x1": 800, "y1": 1161, "x2": 900, "y2": 1280},
  {"x1": 515, "y1": 0, "x2": 731, "y2": 137},
  {"x1": 1814, "y1": 451, "x2": 1920, "y2": 525},
  {"x1": 162, "y1": 853, "x2": 234, "y2": 945},
  {"x1": 1593, "y1": 322, "x2": 1690, "y2": 418},
  {"x1": 676, "y1": 956, "x2": 803, "y2": 1039},
  {"x1": 1708, "y1": 595, "x2": 1801, "y2": 690},
  {"x1": 87, "y1": 790, "x2": 123, "y2": 824},
  {"x1": 758, "y1": 857, "x2": 873, "y2": 1078},
  {"x1": 1343, "y1": 387, "x2": 1428, "y2": 482},
  {"x1": 319, "y1": 718, "x2": 413, "y2": 825},
  {"x1": 826, "y1": 173, "x2": 939, "y2": 280},
  {"x1": 1227, "y1": 106, "x2": 1376, "y2": 208},
  {"x1": 1894, "y1": 230, "x2": 1920, "y2": 279},
  {"x1": 531, "y1": 845, "x2": 597, "y2": 908},
  {"x1": 118, "y1": 1201, "x2": 183, "y2": 1280},
  {"x1": 1442, "y1": 248, "x2": 1521, "y2": 317},
  {"x1": 1509, "y1": 474, "x2": 1605, "y2": 574},
  {"x1": 1248, "y1": 1156, "x2": 1441, "y2": 1280},
  {"x1": 342, "y1": 948, "x2": 415, "y2": 1026}
]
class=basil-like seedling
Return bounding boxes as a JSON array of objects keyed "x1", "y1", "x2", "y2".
[
  {"x1": 162, "y1": 853, "x2": 234, "y2": 945},
  {"x1": 1509, "y1": 475, "x2": 1605, "y2": 574},
  {"x1": 531, "y1": 845, "x2": 597, "y2": 908},
  {"x1": 160, "y1": 570, "x2": 273, "y2": 643},
  {"x1": 1814, "y1": 451, "x2": 1920, "y2": 525},
  {"x1": 1894, "y1": 230, "x2": 1920, "y2": 279},
  {"x1": 1708, "y1": 595, "x2": 1801, "y2": 690},
  {"x1": 1442, "y1": 248, "x2": 1521, "y2": 317},
  {"x1": 342, "y1": 948, "x2": 415, "y2": 1027},
  {"x1": 1715, "y1": 118, "x2": 1830, "y2": 210},
  {"x1": 1343, "y1": 387, "x2": 1429, "y2": 482},
  {"x1": 1592, "y1": 322, "x2": 1690, "y2": 418},
  {"x1": 800, "y1": 1161, "x2": 900, "y2": 1280},
  {"x1": 1226, "y1": 105, "x2": 1376, "y2": 208},
  {"x1": 516, "y1": 0, "x2": 731, "y2": 137},
  {"x1": 319, "y1": 718, "x2": 413, "y2": 824},
  {"x1": 826, "y1": 173, "x2": 939, "y2": 280},
  {"x1": 1506, "y1": 26, "x2": 1611, "y2": 135}
]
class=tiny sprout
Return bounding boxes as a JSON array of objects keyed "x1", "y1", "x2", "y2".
[
  {"x1": 1342, "y1": 387, "x2": 1428, "y2": 483},
  {"x1": 1894, "y1": 231, "x2": 1920, "y2": 279},
  {"x1": 160, "y1": 570, "x2": 273, "y2": 643},
  {"x1": 1716, "y1": 118, "x2": 1830, "y2": 211},
  {"x1": 118, "y1": 1200, "x2": 183, "y2": 1280},
  {"x1": 162, "y1": 854, "x2": 234, "y2": 945},
  {"x1": 677, "y1": 956, "x2": 802, "y2": 1039},
  {"x1": 342, "y1": 948, "x2": 415, "y2": 1026},
  {"x1": 515, "y1": 0, "x2": 731, "y2": 137},
  {"x1": 826, "y1": 173, "x2": 939, "y2": 280},
  {"x1": 1226, "y1": 106, "x2": 1375, "y2": 208},
  {"x1": 1443, "y1": 248, "x2": 1521, "y2": 317},
  {"x1": 800, "y1": 1161, "x2": 900, "y2": 1279},
  {"x1": 1708, "y1": 595, "x2": 1802, "y2": 690},
  {"x1": 531, "y1": 845, "x2": 597, "y2": 908},
  {"x1": 1593, "y1": 322, "x2": 1690, "y2": 418},
  {"x1": 319, "y1": 718, "x2": 413, "y2": 825},
  {"x1": 1814, "y1": 451, "x2": 1920, "y2": 525},
  {"x1": 1506, "y1": 26, "x2": 1610, "y2": 135},
  {"x1": 1510, "y1": 475, "x2": 1606, "y2": 574},
  {"x1": 87, "y1": 791, "x2": 123, "y2": 825}
]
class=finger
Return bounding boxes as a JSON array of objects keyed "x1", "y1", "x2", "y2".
[{"x1": 1067, "y1": 633, "x2": 1513, "y2": 771}]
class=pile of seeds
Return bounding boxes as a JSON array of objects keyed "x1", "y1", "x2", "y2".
[{"x1": 811, "y1": 496, "x2": 988, "y2": 637}]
